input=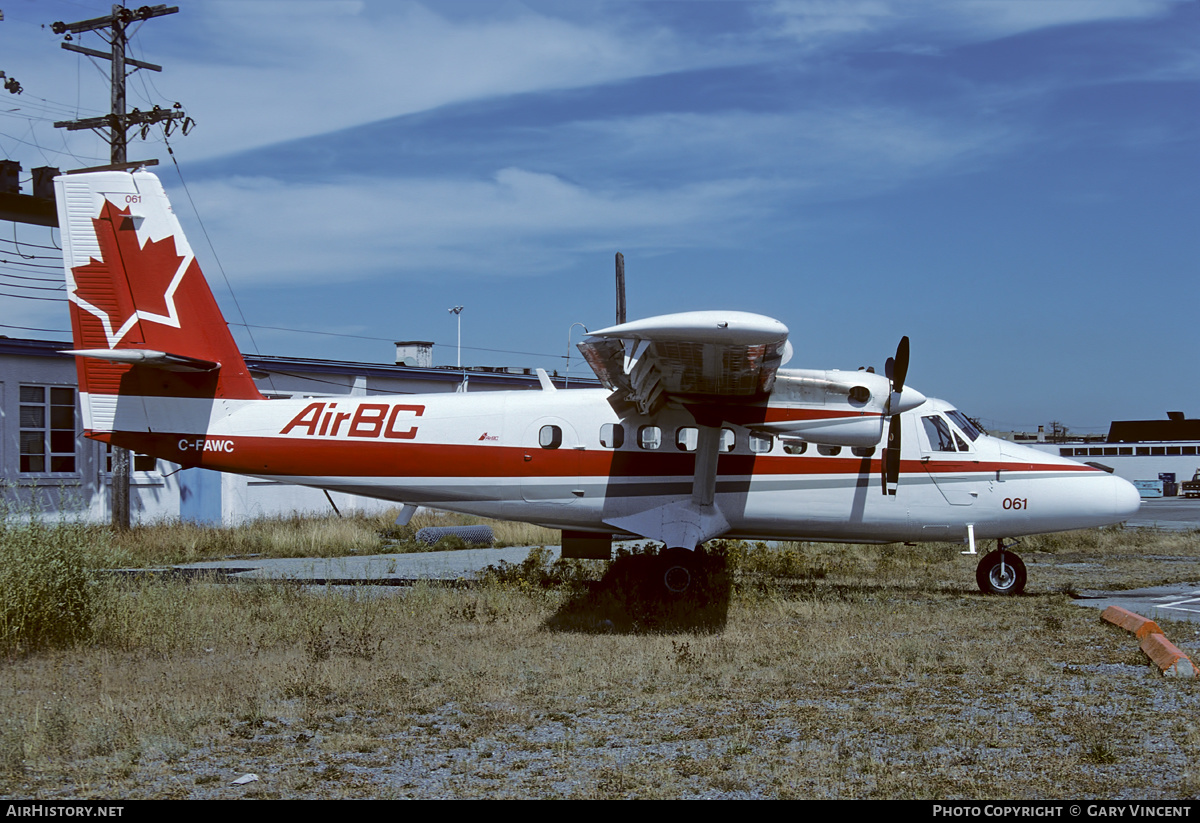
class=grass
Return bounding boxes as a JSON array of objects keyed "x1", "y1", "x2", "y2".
[
  {"x1": 0, "y1": 512, "x2": 1197, "y2": 799},
  {"x1": 0, "y1": 507, "x2": 109, "y2": 656},
  {"x1": 105, "y1": 508, "x2": 560, "y2": 567}
]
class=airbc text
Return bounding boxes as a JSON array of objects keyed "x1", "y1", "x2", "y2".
[{"x1": 279, "y1": 402, "x2": 425, "y2": 440}]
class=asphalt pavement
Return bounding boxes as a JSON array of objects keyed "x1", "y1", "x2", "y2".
[
  {"x1": 166, "y1": 544, "x2": 558, "y2": 586},
  {"x1": 1125, "y1": 496, "x2": 1200, "y2": 531},
  {"x1": 156, "y1": 496, "x2": 1200, "y2": 620}
]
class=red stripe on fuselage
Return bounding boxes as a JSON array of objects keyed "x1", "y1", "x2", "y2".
[{"x1": 105, "y1": 430, "x2": 1099, "y2": 480}]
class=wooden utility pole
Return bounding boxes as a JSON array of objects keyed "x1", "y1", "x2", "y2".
[
  {"x1": 52, "y1": 5, "x2": 191, "y2": 171},
  {"x1": 51, "y1": 4, "x2": 190, "y2": 530}
]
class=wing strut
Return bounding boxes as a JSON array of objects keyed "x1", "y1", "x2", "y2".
[
  {"x1": 603, "y1": 423, "x2": 729, "y2": 551},
  {"x1": 692, "y1": 425, "x2": 721, "y2": 507}
]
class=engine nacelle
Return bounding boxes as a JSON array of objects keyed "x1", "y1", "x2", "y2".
[
  {"x1": 757, "y1": 415, "x2": 885, "y2": 447},
  {"x1": 756, "y1": 368, "x2": 925, "y2": 446}
]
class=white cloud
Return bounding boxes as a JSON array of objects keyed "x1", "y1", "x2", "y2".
[
  {"x1": 765, "y1": 0, "x2": 1184, "y2": 46},
  {"x1": 561, "y1": 106, "x2": 1017, "y2": 195},
  {"x1": 167, "y1": 91, "x2": 1024, "y2": 286},
  {"x1": 1, "y1": 0, "x2": 748, "y2": 164},
  {"x1": 174, "y1": 168, "x2": 774, "y2": 285},
  {"x1": 162, "y1": 1, "x2": 737, "y2": 160}
]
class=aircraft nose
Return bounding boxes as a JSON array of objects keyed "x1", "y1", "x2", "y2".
[{"x1": 1111, "y1": 474, "x2": 1141, "y2": 521}]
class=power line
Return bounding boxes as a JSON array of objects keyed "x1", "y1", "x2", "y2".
[
  {"x1": 0, "y1": 322, "x2": 69, "y2": 334},
  {"x1": 0, "y1": 277, "x2": 64, "y2": 291},
  {"x1": 51, "y1": 5, "x2": 192, "y2": 165},
  {"x1": 227, "y1": 321, "x2": 570, "y2": 362},
  {"x1": 0, "y1": 256, "x2": 61, "y2": 269},
  {"x1": 0, "y1": 233, "x2": 60, "y2": 252},
  {"x1": 0, "y1": 290, "x2": 64, "y2": 302}
]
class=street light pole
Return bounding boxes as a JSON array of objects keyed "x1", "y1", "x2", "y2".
[
  {"x1": 448, "y1": 305, "x2": 464, "y2": 367},
  {"x1": 566, "y1": 322, "x2": 588, "y2": 389},
  {"x1": 448, "y1": 305, "x2": 465, "y2": 391}
]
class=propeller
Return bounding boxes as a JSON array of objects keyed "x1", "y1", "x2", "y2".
[{"x1": 881, "y1": 337, "x2": 910, "y2": 496}]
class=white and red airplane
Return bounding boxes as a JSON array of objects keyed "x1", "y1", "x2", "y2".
[{"x1": 55, "y1": 169, "x2": 1140, "y2": 596}]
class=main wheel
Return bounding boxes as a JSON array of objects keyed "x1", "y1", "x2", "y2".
[
  {"x1": 659, "y1": 547, "x2": 698, "y2": 596},
  {"x1": 975, "y1": 549, "x2": 1026, "y2": 595}
]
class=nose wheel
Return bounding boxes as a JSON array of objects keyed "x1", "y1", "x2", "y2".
[{"x1": 975, "y1": 546, "x2": 1026, "y2": 595}]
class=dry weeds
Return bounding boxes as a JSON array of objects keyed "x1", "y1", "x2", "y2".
[
  {"x1": 109, "y1": 509, "x2": 560, "y2": 567},
  {"x1": 0, "y1": 524, "x2": 1197, "y2": 799}
]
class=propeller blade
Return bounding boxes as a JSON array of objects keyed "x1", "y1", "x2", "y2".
[
  {"x1": 881, "y1": 336, "x2": 910, "y2": 495},
  {"x1": 892, "y1": 336, "x2": 909, "y2": 393},
  {"x1": 882, "y1": 414, "x2": 901, "y2": 495}
]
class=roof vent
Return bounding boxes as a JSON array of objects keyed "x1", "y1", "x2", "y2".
[{"x1": 395, "y1": 341, "x2": 433, "y2": 368}]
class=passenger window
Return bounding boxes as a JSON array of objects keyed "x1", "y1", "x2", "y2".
[
  {"x1": 922, "y1": 416, "x2": 956, "y2": 452},
  {"x1": 750, "y1": 433, "x2": 773, "y2": 454},
  {"x1": 817, "y1": 445, "x2": 842, "y2": 456},
  {"x1": 852, "y1": 446, "x2": 875, "y2": 457},
  {"x1": 539, "y1": 425, "x2": 562, "y2": 449},
  {"x1": 600, "y1": 423, "x2": 624, "y2": 449},
  {"x1": 638, "y1": 426, "x2": 661, "y2": 450},
  {"x1": 720, "y1": 428, "x2": 736, "y2": 453},
  {"x1": 783, "y1": 441, "x2": 807, "y2": 455},
  {"x1": 676, "y1": 427, "x2": 698, "y2": 452}
]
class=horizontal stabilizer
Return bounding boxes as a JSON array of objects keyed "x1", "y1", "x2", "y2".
[{"x1": 64, "y1": 348, "x2": 220, "y2": 373}]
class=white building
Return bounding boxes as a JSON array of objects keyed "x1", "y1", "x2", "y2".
[
  {"x1": 1, "y1": 336, "x2": 595, "y2": 524},
  {"x1": 1018, "y1": 415, "x2": 1199, "y2": 495}
]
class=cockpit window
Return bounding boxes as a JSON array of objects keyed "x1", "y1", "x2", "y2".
[
  {"x1": 922, "y1": 415, "x2": 957, "y2": 452},
  {"x1": 923, "y1": 414, "x2": 977, "y2": 453},
  {"x1": 945, "y1": 409, "x2": 983, "y2": 441}
]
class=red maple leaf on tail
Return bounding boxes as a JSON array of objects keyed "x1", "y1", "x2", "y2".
[{"x1": 69, "y1": 199, "x2": 189, "y2": 348}]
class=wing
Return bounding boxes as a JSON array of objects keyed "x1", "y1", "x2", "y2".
[
  {"x1": 577, "y1": 311, "x2": 791, "y2": 415},
  {"x1": 577, "y1": 310, "x2": 791, "y2": 550}
]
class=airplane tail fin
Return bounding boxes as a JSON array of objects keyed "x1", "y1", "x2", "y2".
[{"x1": 55, "y1": 169, "x2": 263, "y2": 433}]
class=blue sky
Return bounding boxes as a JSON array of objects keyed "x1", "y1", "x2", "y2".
[{"x1": 2, "y1": 0, "x2": 1196, "y2": 434}]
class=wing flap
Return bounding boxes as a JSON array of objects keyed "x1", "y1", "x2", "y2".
[{"x1": 578, "y1": 311, "x2": 789, "y2": 415}]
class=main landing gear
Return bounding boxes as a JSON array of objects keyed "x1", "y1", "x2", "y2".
[
  {"x1": 659, "y1": 547, "x2": 700, "y2": 596},
  {"x1": 975, "y1": 540, "x2": 1027, "y2": 596}
]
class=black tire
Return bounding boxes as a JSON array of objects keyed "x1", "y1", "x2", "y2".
[{"x1": 975, "y1": 549, "x2": 1026, "y2": 595}]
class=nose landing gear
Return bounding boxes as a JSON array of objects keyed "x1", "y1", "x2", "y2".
[{"x1": 975, "y1": 540, "x2": 1026, "y2": 595}]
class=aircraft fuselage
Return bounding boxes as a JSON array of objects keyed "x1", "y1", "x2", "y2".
[{"x1": 94, "y1": 383, "x2": 1140, "y2": 547}]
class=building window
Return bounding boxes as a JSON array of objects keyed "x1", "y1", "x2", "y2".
[
  {"x1": 19, "y1": 385, "x2": 76, "y2": 474},
  {"x1": 105, "y1": 445, "x2": 158, "y2": 473}
]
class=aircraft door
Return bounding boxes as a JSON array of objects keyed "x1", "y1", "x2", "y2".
[
  {"x1": 918, "y1": 413, "x2": 978, "y2": 506},
  {"x1": 521, "y1": 417, "x2": 582, "y2": 504}
]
